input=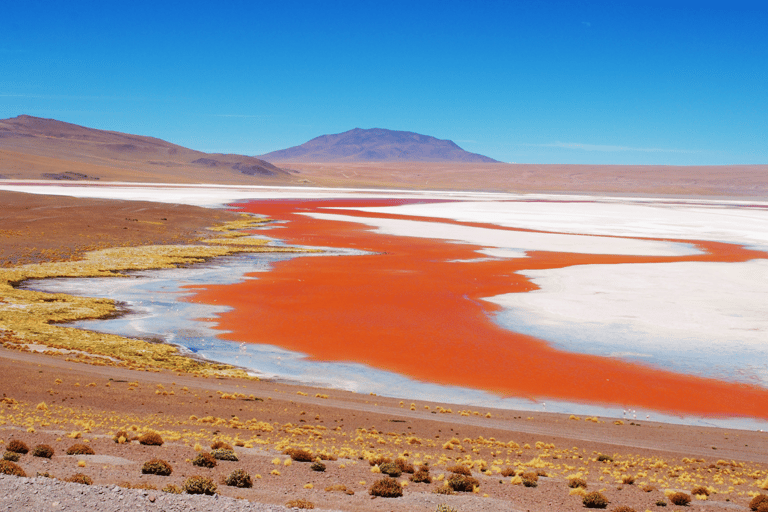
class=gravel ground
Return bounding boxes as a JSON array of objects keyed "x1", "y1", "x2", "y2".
[{"x1": 0, "y1": 474, "x2": 343, "y2": 512}]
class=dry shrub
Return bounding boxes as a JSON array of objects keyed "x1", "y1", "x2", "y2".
[
  {"x1": 379, "y1": 462, "x2": 402, "y2": 477},
  {"x1": 66, "y1": 444, "x2": 95, "y2": 456},
  {"x1": 447, "y1": 474, "x2": 479, "y2": 492},
  {"x1": 66, "y1": 473, "x2": 93, "y2": 485},
  {"x1": 310, "y1": 461, "x2": 326, "y2": 472},
  {"x1": 436, "y1": 505, "x2": 457, "y2": 512},
  {"x1": 285, "y1": 499, "x2": 315, "y2": 509},
  {"x1": 500, "y1": 467, "x2": 516, "y2": 477},
  {"x1": 433, "y1": 484, "x2": 455, "y2": 495},
  {"x1": 7, "y1": 439, "x2": 29, "y2": 454},
  {"x1": 142, "y1": 459, "x2": 173, "y2": 476},
  {"x1": 3, "y1": 452, "x2": 20, "y2": 462},
  {"x1": 138, "y1": 431, "x2": 164, "y2": 446},
  {"x1": 0, "y1": 460, "x2": 26, "y2": 477},
  {"x1": 184, "y1": 475, "x2": 217, "y2": 495},
  {"x1": 211, "y1": 448, "x2": 238, "y2": 461},
  {"x1": 668, "y1": 492, "x2": 691, "y2": 506},
  {"x1": 162, "y1": 484, "x2": 183, "y2": 494},
  {"x1": 642, "y1": 484, "x2": 656, "y2": 492},
  {"x1": 583, "y1": 491, "x2": 609, "y2": 508},
  {"x1": 32, "y1": 445, "x2": 54, "y2": 459},
  {"x1": 369, "y1": 477, "x2": 403, "y2": 497},
  {"x1": 211, "y1": 440, "x2": 233, "y2": 450},
  {"x1": 410, "y1": 469, "x2": 432, "y2": 483},
  {"x1": 621, "y1": 474, "x2": 635, "y2": 485},
  {"x1": 192, "y1": 452, "x2": 217, "y2": 468},
  {"x1": 597, "y1": 454, "x2": 613, "y2": 462},
  {"x1": 36, "y1": 471, "x2": 54, "y2": 478},
  {"x1": 113, "y1": 430, "x2": 130, "y2": 443},
  {"x1": 316, "y1": 452, "x2": 337, "y2": 461},
  {"x1": 446, "y1": 464, "x2": 471, "y2": 476},
  {"x1": 395, "y1": 458, "x2": 415, "y2": 474},
  {"x1": 325, "y1": 483, "x2": 352, "y2": 494},
  {"x1": 284, "y1": 448, "x2": 313, "y2": 462},
  {"x1": 521, "y1": 471, "x2": 539, "y2": 488},
  {"x1": 691, "y1": 486, "x2": 709, "y2": 496},
  {"x1": 224, "y1": 469, "x2": 252, "y2": 488},
  {"x1": 751, "y1": 495, "x2": 768, "y2": 511},
  {"x1": 368, "y1": 455, "x2": 391, "y2": 466},
  {"x1": 612, "y1": 507, "x2": 636, "y2": 512},
  {"x1": 569, "y1": 477, "x2": 587, "y2": 489}
]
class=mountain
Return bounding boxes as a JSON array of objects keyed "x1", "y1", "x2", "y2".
[
  {"x1": 0, "y1": 115, "x2": 289, "y2": 183},
  {"x1": 259, "y1": 128, "x2": 498, "y2": 163}
]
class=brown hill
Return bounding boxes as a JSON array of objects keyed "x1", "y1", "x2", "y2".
[
  {"x1": 0, "y1": 115, "x2": 290, "y2": 183},
  {"x1": 259, "y1": 127, "x2": 498, "y2": 163}
]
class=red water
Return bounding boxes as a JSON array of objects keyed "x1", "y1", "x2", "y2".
[{"x1": 189, "y1": 198, "x2": 768, "y2": 420}]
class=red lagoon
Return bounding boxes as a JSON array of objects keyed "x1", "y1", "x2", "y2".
[{"x1": 189, "y1": 198, "x2": 768, "y2": 420}]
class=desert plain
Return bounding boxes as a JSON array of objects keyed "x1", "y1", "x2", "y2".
[{"x1": 1, "y1": 158, "x2": 768, "y2": 512}]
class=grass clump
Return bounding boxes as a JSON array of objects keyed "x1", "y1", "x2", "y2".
[
  {"x1": 211, "y1": 440, "x2": 233, "y2": 450},
  {"x1": 621, "y1": 474, "x2": 635, "y2": 485},
  {"x1": 368, "y1": 455, "x2": 391, "y2": 466},
  {"x1": 569, "y1": 477, "x2": 587, "y2": 489},
  {"x1": 447, "y1": 474, "x2": 480, "y2": 493},
  {"x1": 583, "y1": 491, "x2": 609, "y2": 508},
  {"x1": 596, "y1": 454, "x2": 614, "y2": 462},
  {"x1": 211, "y1": 448, "x2": 238, "y2": 461},
  {"x1": 0, "y1": 460, "x2": 26, "y2": 477},
  {"x1": 436, "y1": 505, "x2": 457, "y2": 512},
  {"x1": 521, "y1": 471, "x2": 539, "y2": 487},
  {"x1": 32, "y1": 444, "x2": 54, "y2": 459},
  {"x1": 691, "y1": 486, "x2": 710, "y2": 497},
  {"x1": 446, "y1": 464, "x2": 471, "y2": 476},
  {"x1": 162, "y1": 484, "x2": 183, "y2": 494},
  {"x1": 500, "y1": 466, "x2": 516, "y2": 477},
  {"x1": 138, "y1": 431, "x2": 164, "y2": 446},
  {"x1": 142, "y1": 459, "x2": 173, "y2": 476},
  {"x1": 613, "y1": 507, "x2": 636, "y2": 512},
  {"x1": 66, "y1": 444, "x2": 95, "y2": 456},
  {"x1": 285, "y1": 499, "x2": 315, "y2": 509},
  {"x1": 751, "y1": 495, "x2": 768, "y2": 511},
  {"x1": 668, "y1": 492, "x2": 691, "y2": 506},
  {"x1": 183, "y1": 475, "x2": 217, "y2": 495},
  {"x1": 310, "y1": 461, "x2": 326, "y2": 472},
  {"x1": 655, "y1": 499, "x2": 666, "y2": 507},
  {"x1": 379, "y1": 462, "x2": 402, "y2": 477},
  {"x1": 2, "y1": 451, "x2": 21, "y2": 462},
  {"x1": 395, "y1": 457, "x2": 415, "y2": 474},
  {"x1": 224, "y1": 468, "x2": 253, "y2": 488},
  {"x1": 369, "y1": 477, "x2": 403, "y2": 497},
  {"x1": 433, "y1": 484, "x2": 455, "y2": 495},
  {"x1": 7, "y1": 439, "x2": 29, "y2": 454},
  {"x1": 113, "y1": 430, "x2": 130, "y2": 443},
  {"x1": 411, "y1": 469, "x2": 432, "y2": 483},
  {"x1": 285, "y1": 448, "x2": 314, "y2": 462},
  {"x1": 66, "y1": 473, "x2": 93, "y2": 485},
  {"x1": 192, "y1": 452, "x2": 217, "y2": 468}
]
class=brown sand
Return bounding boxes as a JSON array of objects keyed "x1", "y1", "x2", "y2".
[{"x1": 1, "y1": 191, "x2": 768, "y2": 511}]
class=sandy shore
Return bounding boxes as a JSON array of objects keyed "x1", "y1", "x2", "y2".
[{"x1": 2, "y1": 189, "x2": 768, "y2": 511}]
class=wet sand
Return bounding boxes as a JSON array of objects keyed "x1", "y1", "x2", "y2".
[{"x1": 190, "y1": 198, "x2": 768, "y2": 421}]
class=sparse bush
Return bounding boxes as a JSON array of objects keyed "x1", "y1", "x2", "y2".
[
  {"x1": 285, "y1": 448, "x2": 313, "y2": 462},
  {"x1": 183, "y1": 475, "x2": 217, "y2": 495},
  {"x1": 436, "y1": 505, "x2": 457, "y2": 512},
  {"x1": 379, "y1": 462, "x2": 402, "y2": 477},
  {"x1": 211, "y1": 448, "x2": 238, "y2": 461},
  {"x1": 691, "y1": 486, "x2": 709, "y2": 496},
  {"x1": 138, "y1": 431, "x2": 164, "y2": 446},
  {"x1": 369, "y1": 477, "x2": 403, "y2": 497},
  {"x1": 2, "y1": 451, "x2": 20, "y2": 462},
  {"x1": 500, "y1": 466, "x2": 516, "y2": 477},
  {"x1": 66, "y1": 473, "x2": 93, "y2": 485},
  {"x1": 0, "y1": 460, "x2": 26, "y2": 477},
  {"x1": 7, "y1": 439, "x2": 29, "y2": 454},
  {"x1": 36, "y1": 471, "x2": 54, "y2": 478},
  {"x1": 411, "y1": 469, "x2": 432, "y2": 483},
  {"x1": 621, "y1": 474, "x2": 635, "y2": 485},
  {"x1": 668, "y1": 492, "x2": 691, "y2": 506},
  {"x1": 433, "y1": 484, "x2": 455, "y2": 495},
  {"x1": 446, "y1": 464, "x2": 471, "y2": 476},
  {"x1": 285, "y1": 499, "x2": 315, "y2": 509},
  {"x1": 142, "y1": 459, "x2": 173, "y2": 476},
  {"x1": 192, "y1": 452, "x2": 217, "y2": 468},
  {"x1": 521, "y1": 471, "x2": 538, "y2": 487},
  {"x1": 751, "y1": 495, "x2": 768, "y2": 511},
  {"x1": 642, "y1": 485, "x2": 657, "y2": 492},
  {"x1": 224, "y1": 469, "x2": 252, "y2": 488},
  {"x1": 32, "y1": 445, "x2": 54, "y2": 459},
  {"x1": 368, "y1": 455, "x2": 391, "y2": 466},
  {"x1": 569, "y1": 477, "x2": 587, "y2": 489},
  {"x1": 655, "y1": 499, "x2": 667, "y2": 507},
  {"x1": 612, "y1": 507, "x2": 636, "y2": 512},
  {"x1": 583, "y1": 491, "x2": 609, "y2": 508},
  {"x1": 395, "y1": 458, "x2": 414, "y2": 474},
  {"x1": 447, "y1": 474, "x2": 479, "y2": 492},
  {"x1": 66, "y1": 444, "x2": 95, "y2": 456},
  {"x1": 596, "y1": 454, "x2": 613, "y2": 462},
  {"x1": 162, "y1": 484, "x2": 183, "y2": 494},
  {"x1": 211, "y1": 440, "x2": 233, "y2": 450},
  {"x1": 113, "y1": 430, "x2": 130, "y2": 443},
  {"x1": 310, "y1": 461, "x2": 326, "y2": 472}
]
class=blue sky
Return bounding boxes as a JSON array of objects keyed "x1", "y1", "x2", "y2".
[{"x1": 1, "y1": 1, "x2": 766, "y2": 164}]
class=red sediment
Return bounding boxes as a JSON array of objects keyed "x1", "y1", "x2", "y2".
[{"x1": 189, "y1": 198, "x2": 768, "y2": 420}]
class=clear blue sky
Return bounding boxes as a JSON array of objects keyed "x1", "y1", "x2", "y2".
[{"x1": 2, "y1": 1, "x2": 766, "y2": 165}]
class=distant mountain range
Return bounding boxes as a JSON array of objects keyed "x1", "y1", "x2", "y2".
[
  {"x1": 0, "y1": 115, "x2": 288, "y2": 183},
  {"x1": 259, "y1": 128, "x2": 498, "y2": 163}
]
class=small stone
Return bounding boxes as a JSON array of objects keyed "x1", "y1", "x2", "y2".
[{"x1": 148, "y1": 494, "x2": 156, "y2": 503}]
